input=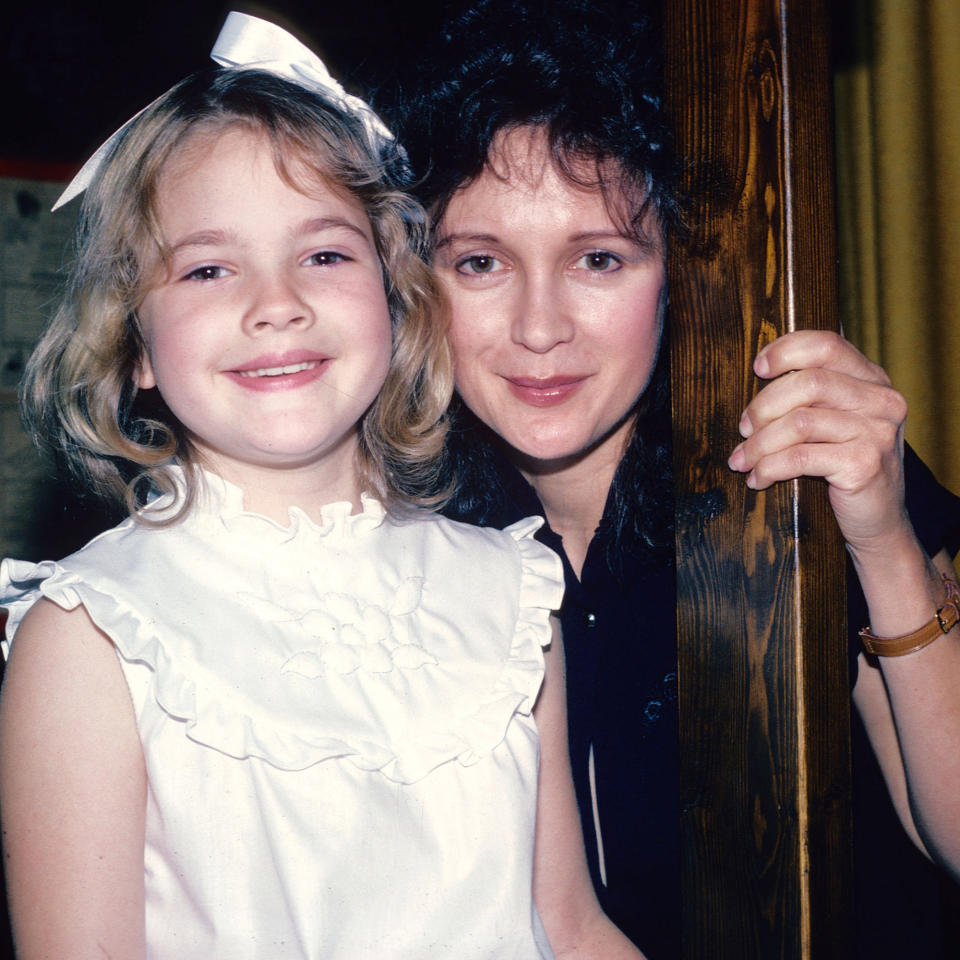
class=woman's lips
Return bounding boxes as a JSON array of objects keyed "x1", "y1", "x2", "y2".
[
  {"x1": 224, "y1": 353, "x2": 331, "y2": 392},
  {"x1": 503, "y1": 375, "x2": 588, "y2": 407}
]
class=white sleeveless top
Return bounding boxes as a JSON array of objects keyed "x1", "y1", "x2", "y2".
[{"x1": 2, "y1": 473, "x2": 563, "y2": 959}]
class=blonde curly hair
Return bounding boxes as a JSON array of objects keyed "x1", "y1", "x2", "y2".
[{"x1": 22, "y1": 67, "x2": 452, "y2": 521}]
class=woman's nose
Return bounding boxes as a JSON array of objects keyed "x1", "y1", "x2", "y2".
[
  {"x1": 243, "y1": 271, "x2": 315, "y2": 334},
  {"x1": 509, "y1": 277, "x2": 575, "y2": 353}
]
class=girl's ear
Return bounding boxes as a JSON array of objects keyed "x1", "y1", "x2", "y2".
[{"x1": 136, "y1": 351, "x2": 157, "y2": 390}]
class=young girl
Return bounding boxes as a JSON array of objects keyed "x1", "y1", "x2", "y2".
[{"x1": 0, "y1": 13, "x2": 643, "y2": 960}]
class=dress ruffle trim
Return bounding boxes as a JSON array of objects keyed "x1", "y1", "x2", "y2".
[
  {"x1": 2, "y1": 508, "x2": 563, "y2": 784},
  {"x1": 440, "y1": 516, "x2": 563, "y2": 772},
  {"x1": 144, "y1": 467, "x2": 389, "y2": 540}
]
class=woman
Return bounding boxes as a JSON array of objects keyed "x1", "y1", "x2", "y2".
[{"x1": 388, "y1": 1, "x2": 960, "y2": 956}]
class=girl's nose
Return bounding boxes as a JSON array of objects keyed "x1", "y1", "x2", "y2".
[
  {"x1": 243, "y1": 273, "x2": 315, "y2": 333},
  {"x1": 509, "y1": 278, "x2": 575, "y2": 353}
]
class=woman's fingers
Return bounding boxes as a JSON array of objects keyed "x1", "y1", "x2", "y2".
[
  {"x1": 752, "y1": 329, "x2": 891, "y2": 386},
  {"x1": 729, "y1": 417, "x2": 908, "y2": 548},
  {"x1": 730, "y1": 426, "x2": 894, "y2": 491},
  {"x1": 739, "y1": 365, "x2": 907, "y2": 440},
  {"x1": 729, "y1": 407, "x2": 893, "y2": 485}
]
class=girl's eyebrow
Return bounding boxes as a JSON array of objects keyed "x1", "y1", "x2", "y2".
[
  {"x1": 169, "y1": 229, "x2": 233, "y2": 254},
  {"x1": 168, "y1": 217, "x2": 372, "y2": 255},
  {"x1": 299, "y1": 216, "x2": 372, "y2": 243}
]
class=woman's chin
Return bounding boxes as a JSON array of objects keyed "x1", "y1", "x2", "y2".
[
  {"x1": 501, "y1": 417, "x2": 636, "y2": 479},
  {"x1": 502, "y1": 430, "x2": 585, "y2": 466},
  {"x1": 504, "y1": 434, "x2": 607, "y2": 478}
]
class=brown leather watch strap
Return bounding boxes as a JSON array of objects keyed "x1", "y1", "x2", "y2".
[{"x1": 860, "y1": 576, "x2": 960, "y2": 657}]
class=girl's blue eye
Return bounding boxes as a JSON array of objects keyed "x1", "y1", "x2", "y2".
[
  {"x1": 185, "y1": 265, "x2": 228, "y2": 281},
  {"x1": 456, "y1": 255, "x2": 500, "y2": 275},
  {"x1": 307, "y1": 251, "x2": 348, "y2": 266},
  {"x1": 579, "y1": 251, "x2": 621, "y2": 272}
]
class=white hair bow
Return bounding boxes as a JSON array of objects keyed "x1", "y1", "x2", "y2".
[{"x1": 53, "y1": 11, "x2": 395, "y2": 211}]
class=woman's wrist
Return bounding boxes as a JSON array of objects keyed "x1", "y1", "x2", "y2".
[
  {"x1": 860, "y1": 575, "x2": 960, "y2": 657},
  {"x1": 847, "y1": 526, "x2": 947, "y2": 641}
]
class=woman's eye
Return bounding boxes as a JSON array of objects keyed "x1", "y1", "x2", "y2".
[
  {"x1": 184, "y1": 265, "x2": 228, "y2": 281},
  {"x1": 306, "y1": 251, "x2": 348, "y2": 267},
  {"x1": 456, "y1": 254, "x2": 501, "y2": 275},
  {"x1": 577, "y1": 251, "x2": 622, "y2": 272}
]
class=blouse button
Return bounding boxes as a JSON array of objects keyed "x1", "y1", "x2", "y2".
[{"x1": 584, "y1": 612, "x2": 597, "y2": 628}]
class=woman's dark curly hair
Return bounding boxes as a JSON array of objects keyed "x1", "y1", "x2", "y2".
[
  {"x1": 386, "y1": 0, "x2": 677, "y2": 570},
  {"x1": 393, "y1": 0, "x2": 680, "y2": 242}
]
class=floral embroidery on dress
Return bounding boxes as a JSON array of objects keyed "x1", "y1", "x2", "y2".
[{"x1": 237, "y1": 577, "x2": 438, "y2": 678}]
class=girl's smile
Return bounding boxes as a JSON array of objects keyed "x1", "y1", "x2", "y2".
[
  {"x1": 225, "y1": 351, "x2": 332, "y2": 391},
  {"x1": 136, "y1": 125, "x2": 393, "y2": 510}
]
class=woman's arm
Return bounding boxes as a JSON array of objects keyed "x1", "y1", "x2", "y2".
[
  {"x1": 532, "y1": 618, "x2": 647, "y2": 959},
  {"x1": 728, "y1": 329, "x2": 960, "y2": 877},
  {"x1": 0, "y1": 598, "x2": 147, "y2": 958},
  {"x1": 850, "y1": 546, "x2": 960, "y2": 875}
]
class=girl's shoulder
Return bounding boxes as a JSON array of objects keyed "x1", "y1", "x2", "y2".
[
  {"x1": 1, "y1": 513, "x2": 142, "y2": 656},
  {"x1": 387, "y1": 508, "x2": 564, "y2": 609},
  {"x1": 400, "y1": 505, "x2": 553, "y2": 553}
]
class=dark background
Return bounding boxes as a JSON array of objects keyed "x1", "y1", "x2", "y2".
[{"x1": 1, "y1": 1, "x2": 450, "y2": 169}]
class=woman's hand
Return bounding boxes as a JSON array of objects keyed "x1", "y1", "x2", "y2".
[
  {"x1": 728, "y1": 330, "x2": 960, "y2": 878},
  {"x1": 727, "y1": 329, "x2": 910, "y2": 558}
]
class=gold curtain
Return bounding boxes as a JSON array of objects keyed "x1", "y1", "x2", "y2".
[{"x1": 834, "y1": 0, "x2": 960, "y2": 494}]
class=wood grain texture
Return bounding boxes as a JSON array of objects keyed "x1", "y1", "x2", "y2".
[{"x1": 663, "y1": 1, "x2": 852, "y2": 956}]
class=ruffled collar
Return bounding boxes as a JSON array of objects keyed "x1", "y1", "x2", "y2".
[{"x1": 142, "y1": 465, "x2": 387, "y2": 541}]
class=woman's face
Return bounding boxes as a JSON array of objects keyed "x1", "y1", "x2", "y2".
[{"x1": 433, "y1": 127, "x2": 666, "y2": 471}]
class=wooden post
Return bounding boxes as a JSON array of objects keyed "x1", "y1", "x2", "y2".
[{"x1": 663, "y1": 2, "x2": 852, "y2": 957}]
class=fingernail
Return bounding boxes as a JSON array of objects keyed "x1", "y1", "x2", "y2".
[
  {"x1": 738, "y1": 412, "x2": 753, "y2": 437},
  {"x1": 728, "y1": 446, "x2": 746, "y2": 471},
  {"x1": 754, "y1": 354, "x2": 770, "y2": 377}
]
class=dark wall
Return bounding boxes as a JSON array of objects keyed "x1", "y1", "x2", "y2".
[{"x1": 2, "y1": 1, "x2": 446, "y2": 166}]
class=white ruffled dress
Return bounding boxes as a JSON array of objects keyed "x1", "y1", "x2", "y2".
[{"x1": 1, "y1": 474, "x2": 563, "y2": 959}]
